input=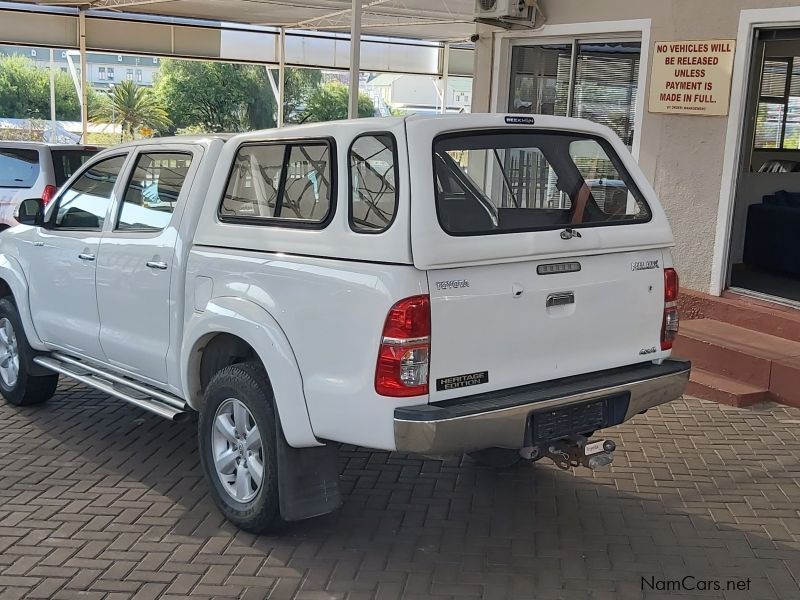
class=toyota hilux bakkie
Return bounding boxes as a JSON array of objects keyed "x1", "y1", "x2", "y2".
[{"x1": 0, "y1": 114, "x2": 689, "y2": 531}]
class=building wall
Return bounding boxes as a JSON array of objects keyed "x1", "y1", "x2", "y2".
[
  {"x1": 0, "y1": 45, "x2": 160, "y2": 90},
  {"x1": 471, "y1": 0, "x2": 800, "y2": 293}
]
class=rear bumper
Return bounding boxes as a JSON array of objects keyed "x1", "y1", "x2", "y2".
[{"x1": 394, "y1": 359, "x2": 690, "y2": 455}]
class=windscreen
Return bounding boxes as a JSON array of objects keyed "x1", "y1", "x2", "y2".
[
  {"x1": 433, "y1": 131, "x2": 651, "y2": 235},
  {"x1": 51, "y1": 149, "x2": 99, "y2": 187},
  {"x1": 0, "y1": 148, "x2": 40, "y2": 188}
]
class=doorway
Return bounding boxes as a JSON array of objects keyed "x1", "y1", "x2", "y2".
[{"x1": 727, "y1": 28, "x2": 800, "y2": 304}]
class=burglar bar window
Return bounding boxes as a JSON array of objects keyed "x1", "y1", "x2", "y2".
[
  {"x1": 753, "y1": 57, "x2": 800, "y2": 149},
  {"x1": 508, "y1": 41, "x2": 641, "y2": 148}
]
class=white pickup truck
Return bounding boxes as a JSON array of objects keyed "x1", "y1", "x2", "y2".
[{"x1": 0, "y1": 114, "x2": 689, "y2": 532}]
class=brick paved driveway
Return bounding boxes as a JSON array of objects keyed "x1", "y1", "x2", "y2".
[{"x1": 0, "y1": 381, "x2": 798, "y2": 600}]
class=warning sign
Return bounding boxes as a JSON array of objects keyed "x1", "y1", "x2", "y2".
[{"x1": 648, "y1": 40, "x2": 736, "y2": 116}]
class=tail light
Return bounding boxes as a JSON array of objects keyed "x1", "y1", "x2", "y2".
[
  {"x1": 661, "y1": 268, "x2": 679, "y2": 350},
  {"x1": 41, "y1": 185, "x2": 57, "y2": 206},
  {"x1": 375, "y1": 295, "x2": 430, "y2": 397}
]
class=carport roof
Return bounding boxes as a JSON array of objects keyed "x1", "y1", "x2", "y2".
[{"x1": 16, "y1": 0, "x2": 477, "y2": 41}]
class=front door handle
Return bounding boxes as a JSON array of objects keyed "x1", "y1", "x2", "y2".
[
  {"x1": 145, "y1": 261, "x2": 168, "y2": 270},
  {"x1": 78, "y1": 253, "x2": 95, "y2": 261}
]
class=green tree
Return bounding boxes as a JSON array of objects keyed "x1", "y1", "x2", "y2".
[
  {"x1": 154, "y1": 59, "x2": 325, "y2": 133},
  {"x1": 0, "y1": 54, "x2": 87, "y2": 121},
  {"x1": 154, "y1": 59, "x2": 268, "y2": 133},
  {"x1": 90, "y1": 79, "x2": 170, "y2": 141},
  {"x1": 283, "y1": 68, "x2": 322, "y2": 123},
  {"x1": 302, "y1": 81, "x2": 374, "y2": 122}
]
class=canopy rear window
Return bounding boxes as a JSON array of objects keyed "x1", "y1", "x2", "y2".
[
  {"x1": 433, "y1": 130, "x2": 651, "y2": 236},
  {"x1": 0, "y1": 148, "x2": 40, "y2": 188}
]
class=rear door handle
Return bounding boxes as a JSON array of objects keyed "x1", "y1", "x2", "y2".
[
  {"x1": 145, "y1": 261, "x2": 168, "y2": 270},
  {"x1": 78, "y1": 253, "x2": 95, "y2": 261},
  {"x1": 546, "y1": 292, "x2": 575, "y2": 307}
]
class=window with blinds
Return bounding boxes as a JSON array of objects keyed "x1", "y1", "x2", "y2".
[
  {"x1": 508, "y1": 41, "x2": 641, "y2": 147},
  {"x1": 753, "y1": 56, "x2": 800, "y2": 149}
]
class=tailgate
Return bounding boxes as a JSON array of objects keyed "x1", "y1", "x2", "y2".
[{"x1": 427, "y1": 249, "x2": 668, "y2": 401}]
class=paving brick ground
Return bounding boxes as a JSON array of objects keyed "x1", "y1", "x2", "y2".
[{"x1": 0, "y1": 380, "x2": 798, "y2": 599}]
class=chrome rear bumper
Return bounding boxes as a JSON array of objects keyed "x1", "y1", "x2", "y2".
[{"x1": 394, "y1": 360, "x2": 690, "y2": 455}]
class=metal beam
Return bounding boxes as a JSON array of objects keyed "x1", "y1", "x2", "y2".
[
  {"x1": 323, "y1": 19, "x2": 472, "y2": 30},
  {"x1": 347, "y1": 0, "x2": 361, "y2": 119},
  {"x1": 294, "y1": 0, "x2": 390, "y2": 28},
  {"x1": 88, "y1": 0, "x2": 182, "y2": 8}
]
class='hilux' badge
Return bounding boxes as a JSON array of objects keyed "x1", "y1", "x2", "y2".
[
  {"x1": 631, "y1": 259, "x2": 659, "y2": 271},
  {"x1": 436, "y1": 371, "x2": 488, "y2": 391}
]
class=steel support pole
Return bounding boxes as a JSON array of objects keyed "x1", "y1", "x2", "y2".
[
  {"x1": 278, "y1": 27, "x2": 285, "y2": 127},
  {"x1": 348, "y1": 0, "x2": 362, "y2": 119},
  {"x1": 440, "y1": 41, "x2": 450, "y2": 114},
  {"x1": 79, "y1": 10, "x2": 89, "y2": 142},
  {"x1": 49, "y1": 49, "x2": 56, "y2": 139}
]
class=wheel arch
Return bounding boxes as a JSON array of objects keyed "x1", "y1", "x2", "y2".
[
  {"x1": 181, "y1": 296, "x2": 320, "y2": 448},
  {"x1": 0, "y1": 254, "x2": 44, "y2": 350}
]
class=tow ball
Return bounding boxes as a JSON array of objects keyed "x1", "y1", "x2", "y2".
[{"x1": 520, "y1": 435, "x2": 616, "y2": 470}]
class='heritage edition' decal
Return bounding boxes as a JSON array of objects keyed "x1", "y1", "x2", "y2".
[{"x1": 436, "y1": 371, "x2": 489, "y2": 391}]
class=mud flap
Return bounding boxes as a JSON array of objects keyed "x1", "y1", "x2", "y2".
[{"x1": 276, "y1": 424, "x2": 341, "y2": 521}]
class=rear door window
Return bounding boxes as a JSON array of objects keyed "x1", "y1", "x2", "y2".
[
  {"x1": 0, "y1": 148, "x2": 40, "y2": 188},
  {"x1": 51, "y1": 149, "x2": 99, "y2": 187},
  {"x1": 433, "y1": 131, "x2": 651, "y2": 235}
]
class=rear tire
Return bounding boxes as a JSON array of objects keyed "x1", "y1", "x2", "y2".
[
  {"x1": 0, "y1": 297, "x2": 58, "y2": 406},
  {"x1": 198, "y1": 361, "x2": 283, "y2": 533},
  {"x1": 467, "y1": 447, "x2": 524, "y2": 469}
]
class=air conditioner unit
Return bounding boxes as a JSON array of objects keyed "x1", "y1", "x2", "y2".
[{"x1": 474, "y1": 0, "x2": 527, "y2": 21}]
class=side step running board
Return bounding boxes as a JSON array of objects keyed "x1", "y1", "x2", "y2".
[{"x1": 33, "y1": 354, "x2": 191, "y2": 422}]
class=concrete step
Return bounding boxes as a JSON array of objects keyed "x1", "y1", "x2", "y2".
[
  {"x1": 673, "y1": 319, "x2": 800, "y2": 388},
  {"x1": 673, "y1": 319, "x2": 800, "y2": 408},
  {"x1": 680, "y1": 289, "x2": 800, "y2": 342},
  {"x1": 686, "y1": 368, "x2": 771, "y2": 408},
  {"x1": 769, "y1": 356, "x2": 800, "y2": 408}
]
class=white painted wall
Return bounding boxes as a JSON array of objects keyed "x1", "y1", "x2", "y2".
[{"x1": 471, "y1": 0, "x2": 800, "y2": 294}]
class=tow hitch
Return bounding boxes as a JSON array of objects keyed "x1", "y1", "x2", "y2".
[{"x1": 520, "y1": 435, "x2": 616, "y2": 470}]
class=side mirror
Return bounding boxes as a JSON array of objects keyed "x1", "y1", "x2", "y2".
[{"x1": 15, "y1": 198, "x2": 44, "y2": 226}]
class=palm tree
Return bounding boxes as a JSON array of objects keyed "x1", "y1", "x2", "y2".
[{"x1": 91, "y1": 80, "x2": 171, "y2": 141}]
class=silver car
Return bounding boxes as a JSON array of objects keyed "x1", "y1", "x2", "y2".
[{"x1": 0, "y1": 142, "x2": 100, "y2": 230}]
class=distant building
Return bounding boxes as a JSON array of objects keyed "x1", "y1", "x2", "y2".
[
  {"x1": 0, "y1": 45, "x2": 160, "y2": 90},
  {"x1": 365, "y1": 73, "x2": 471, "y2": 115}
]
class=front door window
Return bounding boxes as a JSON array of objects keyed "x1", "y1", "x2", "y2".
[{"x1": 51, "y1": 155, "x2": 127, "y2": 230}]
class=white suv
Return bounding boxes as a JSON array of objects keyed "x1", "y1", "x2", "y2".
[
  {"x1": 0, "y1": 142, "x2": 99, "y2": 230},
  {"x1": 0, "y1": 114, "x2": 689, "y2": 532}
]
